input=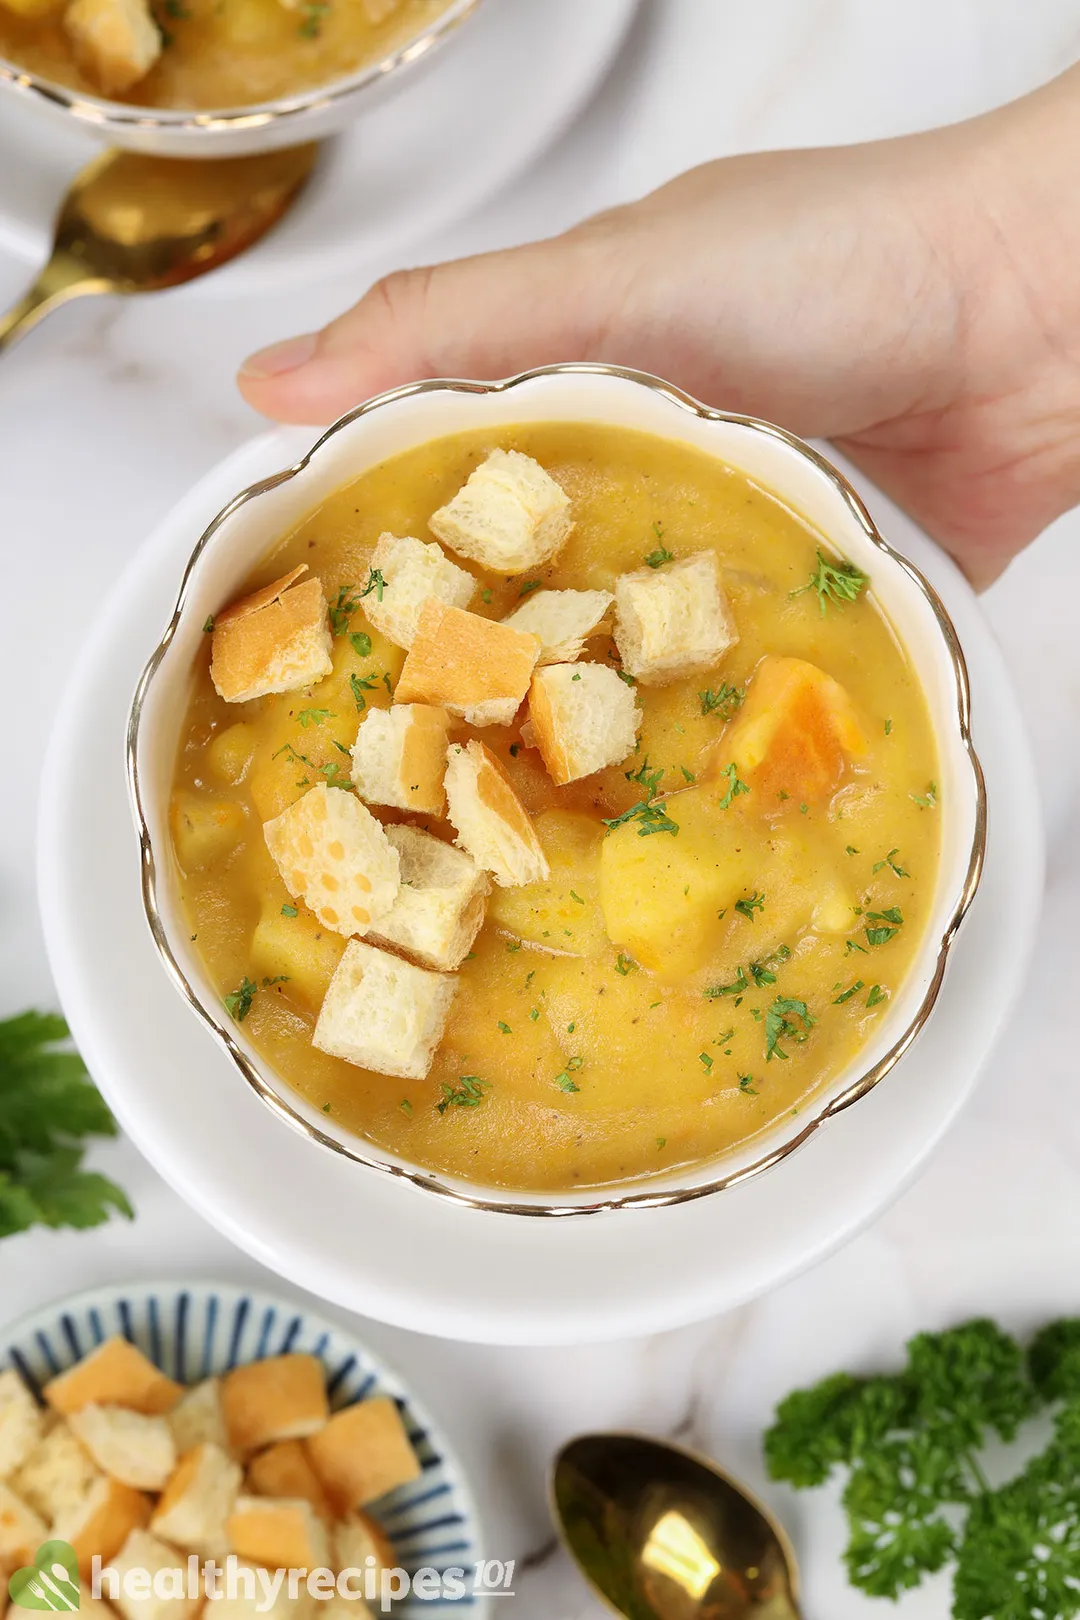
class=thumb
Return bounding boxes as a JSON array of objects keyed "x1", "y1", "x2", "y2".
[{"x1": 237, "y1": 230, "x2": 617, "y2": 424}]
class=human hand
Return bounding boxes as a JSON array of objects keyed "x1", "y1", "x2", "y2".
[{"x1": 239, "y1": 65, "x2": 1080, "y2": 588}]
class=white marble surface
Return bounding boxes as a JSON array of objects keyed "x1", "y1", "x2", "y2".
[{"x1": 2, "y1": 2, "x2": 1080, "y2": 1615}]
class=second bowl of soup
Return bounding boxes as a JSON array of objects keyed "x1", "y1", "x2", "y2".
[{"x1": 128, "y1": 365, "x2": 985, "y2": 1213}]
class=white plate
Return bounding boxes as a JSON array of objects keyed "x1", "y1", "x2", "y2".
[
  {"x1": 0, "y1": 0, "x2": 638, "y2": 289},
  {"x1": 39, "y1": 429, "x2": 1042, "y2": 1346}
]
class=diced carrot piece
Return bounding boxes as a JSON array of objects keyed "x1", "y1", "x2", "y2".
[{"x1": 720, "y1": 656, "x2": 866, "y2": 804}]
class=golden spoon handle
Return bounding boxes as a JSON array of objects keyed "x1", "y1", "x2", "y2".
[{"x1": 0, "y1": 257, "x2": 102, "y2": 355}]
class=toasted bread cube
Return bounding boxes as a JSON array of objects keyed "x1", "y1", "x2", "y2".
[
  {"x1": 528, "y1": 663, "x2": 640, "y2": 785},
  {"x1": 351, "y1": 704, "x2": 451, "y2": 817},
  {"x1": 718, "y1": 654, "x2": 867, "y2": 804},
  {"x1": 367, "y1": 826, "x2": 489, "y2": 973},
  {"x1": 306, "y1": 1398, "x2": 420, "y2": 1510},
  {"x1": 360, "y1": 534, "x2": 475, "y2": 651},
  {"x1": 263, "y1": 783, "x2": 400, "y2": 939},
  {"x1": 246, "y1": 1440, "x2": 331, "y2": 1521},
  {"x1": 64, "y1": 0, "x2": 161, "y2": 94},
  {"x1": 221, "y1": 1356, "x2": 328, "y2": 1460},
  {"x1": 332, "y1": 1512, "x2": 395, "y2": 1581},
  {"x1": 0, "y1": 1370, "x2": 43, "y2": 1482},
  {"x1": 202, "y1": 1564, "x2": 314, "y2": 1620},
  {"x1": 210, "y1": 567, "x2": 333, "y2": 705},
  {"x1": 103, "y1": 1530, "x2": 200, "y2": 1620},
  {"x1": 44, "y1": 1339, "x2": 182, "y2": 1418},
  {"x1": 444, "y1": 741, "x2": 549, "y2": 888},
  {"x1": 501, "y1": 588, "x2": 613, "y2": 664},
  {"x1": 227, "y1": 1495, "x2": 329, "y2": 1569},
  {"x1": 68, "y1": 1407, "x2": 175, "y2": 1492},
  {"x1": 151, "y1": 1442, "x2": 241, "y2": 1558},
  {"x1": 53, "y1": 1476, "x2": 152, "y2": 1577},
  {"x1": 13, "y1": 1419, "x2": 100, "y2": 1522},
  {"x1": 614, "y1": 551, "x2": 738, "y2": 686},
  {"x1": 396, "y1": 601, "x2": 539, "y2": 728},
  {"x1": 0, "y1": 1481, "x2": 47, "y2": 1568},
  {"x1": 313, "y1": 941, "x2": 456, "y2": 1081},
  {"x1": 167, "y1": 1378, "x2": 229, "y2": 1457},
  {"x1": 430, "y1": 450, "x2": 572, "y2": 573}
]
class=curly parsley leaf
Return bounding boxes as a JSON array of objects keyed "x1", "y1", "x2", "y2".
[
  {"x1": 0, "y1": 1011, "x2": 132, "y2": 1239},
  {"x1": 791, "y1": 549, "x2": 868, "y2": 614}
]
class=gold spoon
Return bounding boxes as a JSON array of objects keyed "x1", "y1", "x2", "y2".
[
  {"x1": 0, "y1": 143, "x2": 318, "y2": 354},
  {"x1": 551, "y1": 1432, "x2": 802, "y2": 1620}
]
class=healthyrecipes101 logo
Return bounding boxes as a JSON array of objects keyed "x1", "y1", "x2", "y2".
[{"x1": 7, "y1": 1543, "x2": 515, "y2": 1613}]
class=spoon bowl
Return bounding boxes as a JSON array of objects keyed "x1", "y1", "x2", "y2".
[
  {"x1": 0, "y1": 143, "x2": 317, "y2": 353},
  {"x1": 551, "y1": 1432, "x2": 801, "y2": 1620}
]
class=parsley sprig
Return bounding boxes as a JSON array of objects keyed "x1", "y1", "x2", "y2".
[
  {"x1": 604, "y1": 765, "x2": 679, "y2": 839},
  {"x1": 0, "y1": 1011, "x2": 132, "y2": 1238},
  {"x1": 766, "y1": 1317, "x2": 1080, "y2": 1616},
  {"x1": 791, "y1": 549, "x2": 868, "y2": 614}
]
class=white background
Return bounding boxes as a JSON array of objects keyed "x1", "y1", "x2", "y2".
[{"x1": 2, "y1": 3, "x2": 1080, "y2": 1615}]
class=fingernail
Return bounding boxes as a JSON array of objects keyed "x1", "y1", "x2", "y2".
[{"x1": 241, "y1": 332, "x2": 319, "y2": 379}]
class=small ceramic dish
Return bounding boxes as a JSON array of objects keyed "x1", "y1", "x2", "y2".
[
  {"x1": 0, "y1": 1278, "x2": 484, "y2": 1611},
  {"x1": 127, "y1": 364, "x2": 986, "y2": 1217},
  {"x1": 0, "y1": 0, "x2": 481, "y2": 157}
]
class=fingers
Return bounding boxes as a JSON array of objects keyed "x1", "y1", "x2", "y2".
[{"x1": 238, "y1": 230, "x2": 618, "y2": 423}]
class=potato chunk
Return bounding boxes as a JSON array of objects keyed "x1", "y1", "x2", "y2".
[
  {"x1": 171, "y1": 792, "x2": 246, "y2": 872},
  {"x1": 249, "y1": 897, "x2": 346, "y2": 1011},
  {"x1": 720, "y1": 655, "x2": 866, "y2": 804},
  {"x1": 488, "y1": 810, "x2": 607, "y2": 957}
]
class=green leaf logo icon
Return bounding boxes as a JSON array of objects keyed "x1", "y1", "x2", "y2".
[{"x1": 8, "y1": 1542, "x2": 80, "y2": 1611}]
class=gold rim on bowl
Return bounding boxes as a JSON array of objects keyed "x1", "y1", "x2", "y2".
[
  {"x1": 126, "y1": 363, "x2": 987, "y2": 1217},
  {"x1": 0, "y1": 0, "x2": 481, "y2": 134}
]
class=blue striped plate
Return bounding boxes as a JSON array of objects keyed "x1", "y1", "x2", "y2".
[{"x1": 1, "y1": 1281, "x2": 485, "y2": 1614}]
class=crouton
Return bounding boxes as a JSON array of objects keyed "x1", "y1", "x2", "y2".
[
  {"x1": 716, "y1": 654, "x2": 867, "y2": 804},
  {"x1": 430, "y1": 450, "x2": 572, "y2": 573},
  {"x1": 67, "y1": 1407, "x2": 175, "y2": 1493},
  {"x1": 444, "y1": 741, "x2": 549, "y2": 888},
  {"x1": 528, "y1": 664, "x2": 640, "y2": 785},
  {"x1": 332, "y1": 1512, "x2": 395, "y2": 1582},
  {"x1": 306, "y1": 1398, "x2": 420, "y2": 1510},
  {"x1": 0, "y1": 1481, "x2": 47, "y2": 1569},
  {"x1": 64, "y1": 0, "x2": 161, "y2": 94},
  {"x1": 246, "y1": 1440, "x2": 331, "y2": 1521},
  {"x1": 167, "y1": 1379, "x2": 229, "y2": 1457},
  {"x1": 350, "y1": 704, "x2": 451, "y2": 817},
  {"x1": 221, "y1": 1356, "x2": 328, "y2": 1460},
  {"x1": 201, "y1": 1564, "x2": 314, "y2": 1620},
  {"x1": 53, "y1": 1476, "x2": 152, "y2": 1577},
  {"x1": 367, "y1": 826, "x2": 489, "y2": 973},
  {"x1": 210, "y1": 567, "x2": 333, "y2": 705},
  {"x1": 102, "y1": 1530, "x2": 201, "y2": 1620},
  {"x1": 313, "y1": 941, "x2": 456, "y2": 1082},
  {"x1": 226, "y1": 1496, "x2": 329, "y2": 1570},
  {"x1": 151, "y1": 1443, "x2": 241, "y2": 1558},
  {"x1": 359, "y1": 534, "x2": 475, "y2": 651},
  {"x1": 44, "y1": 1340, "x2": 182, "y2": 1418},
  {"x1": 613, "y1": 551, "x2": 738, "y2": 685},
  {"x1": 262, "y1": 783, "x2": 400, "y2": 939},
  {"x1": 395, "y1": 602, "x2": 539, "y2": 728},
  {"x1": 0, "y1": 1370, "x2": 43, "y2": 1482},
  {"x1": 13, "y1": 1419, "x2": 100, "y2": 1522},
  {"x1": 501, "y1": 588, "x2": 613, "y2": 664}
]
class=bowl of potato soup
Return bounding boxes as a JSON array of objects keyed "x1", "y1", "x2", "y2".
[{"x1": 127, "y1": 364, "x2": 986, "y2": 1215}]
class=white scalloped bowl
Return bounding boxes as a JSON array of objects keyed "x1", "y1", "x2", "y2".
[
  {"x1": 127, "y1": 364, "x2": 986, "y2": 1215},
  {"x1": 0, "y1": 0, "x2": 482, "y2": 157}
]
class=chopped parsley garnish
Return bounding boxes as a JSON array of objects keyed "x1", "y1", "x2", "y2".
[
  {"x1": 884, "y1": 717, "x2": 893, "y2": 735},
  {"x1": 360, "y1": 568, "x2": 386, "y2": 603},
  {"x1": 846, "y1": 938, "x2": 869, "y2": 955},
  {"x1": 438, "y1": 1075, "x2": 487, "y2": 1113},
  {"x1": 614, "y1": 953, "x2": 637, "y2": 976},
  {"x1": 497, "y1": 1021, "x2": 511, "y2": 1034},
  {"x1": 912, "y1": 781, "x2": 938, "y2": 808},
  {"x1": 626, "y1": 757, "x2": 664, "y2": 795},
  {"x1": 791, "y1": 549, "x2": 868, "y2": 614},
  {"x1": 866, "y1": 984, "x2": 888, "y2": 1006},
  {"x1": 569, "y1": 890, "x2": 585, "y2": 905},
  {"x1": 297, "y1": 707, "x2": 332, "y2": 728},
  {"x1": 382, "y1": 671, "x2": 393, "y2": 697},
  {"x1": 518, "y1": 579, "x2": 542, "y2": 596},
  {"x1": 656, "y1": 1137, "x2": 666, "y2": 1150},
  {"x1": 529, "y1": 1008, "x2": 540, "y2": 1021},
  {"x1": 865, "y1": 907, "x2": 903, "y2": 946},
  {"x1": 224, "y1": 977, "x2": 258, "y2": 1022},
  {"x1": 399, "y1": 1098, "x2": 412, "y2": 1115},
  {"x1": 297, "y1": 0, "x2": 328, "y2": 35},
  {"x1": 699, "y1": 1051, "x2": 713, "y2": 1072},
  {"x1": 481, "y1": 588, "x2": 493, "y2": 604},
  {"x1": 202, "y1": 615, "x2": 214, "y2": 634},
  {"x1": 349, "y1": 671, "x2": 379, "y2": 712},
  {"x1": 765, "y1": 996, "x2": 815, "y2": 1062},
  {"x1": 348, "y1": 630, "x2": 372, "y2": 659},
  {"x1": 834, "y1": 980, "x2": 864, "y2": 1005},
  {"x1": 616, "y1": 669, "x2": 637, "y2": 686},
  {"x1": 704, "y1": 966, "x2": 749, "y2": 1000},
  {"x1": 554, "y1": 1071, "x2": 580, "y2": 1094},
  {"x1": 699, "y1": 683, "x2": 745, "y2": 719},
  {"x1": 845, "y1": 845, "x2": 859, "y2": 856},
  {"x1": 717, "y1": 762, "x2": 750, "y2": 810},
  {"x1": 681, "y1": 765, "x2": 696, "y2": 783},
  {"x1": 328, "y1": 583, "x2": 361, "y2": 635},
  {"x1": 873, "y1": 848, "x2": 909, "y2": 877},
  {"x1": 734, "y1": 891, "x2": 765, "y2": 921},
  {"x1": 738, "y1": 1073, "x2": 758, "y2": 1096},
  {"x1": 644, "y1": 522, "x2": 674, "y2": 568},
  {"x1": 281, "y1": 905, "x2": 298, "y2": 918},
  {"x1": 749, "y1": 946, "x2": 791, "y2": 987},
  {"x1": 603, "y1": 777, "x2": 679, "y2": 839}
]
